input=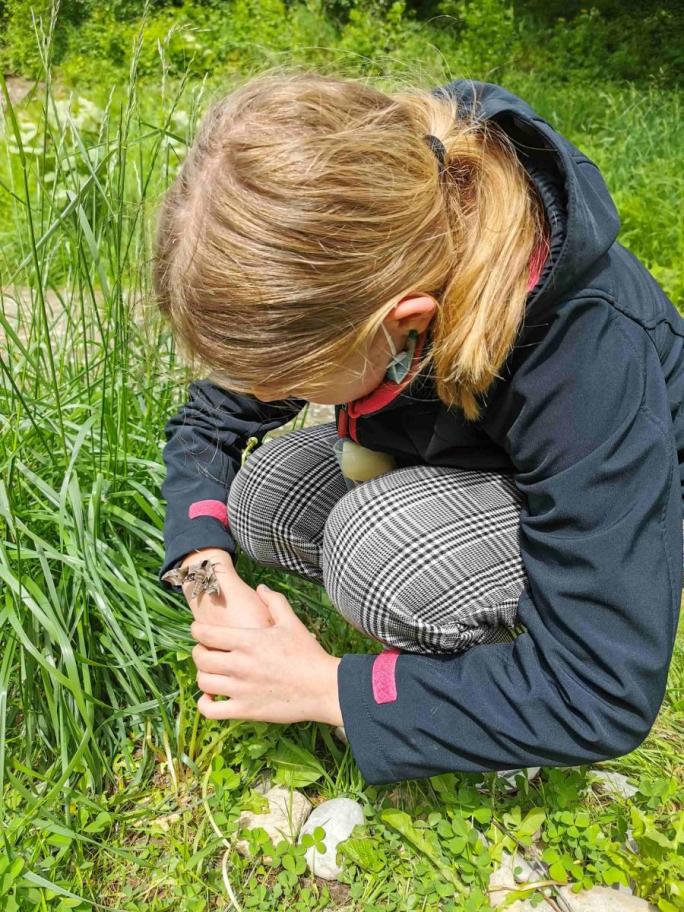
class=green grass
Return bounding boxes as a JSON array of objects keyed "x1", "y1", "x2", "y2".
[{"x1": 0, "y1": 18, "x2": 683, "y2": 912}]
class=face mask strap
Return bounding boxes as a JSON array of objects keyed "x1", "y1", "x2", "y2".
[
  {"x1": 380, "y1": 323, "x2": 399, "y2": 359},
  {"x1": 380, "y1": 324, "x2": 419, "y2": 383}
]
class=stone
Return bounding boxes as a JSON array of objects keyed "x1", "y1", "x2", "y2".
[
  {"x1": 510, "y1": 853, "x2": 539, "y2": 884},
  {"x1": 488, "y1": 851, "x2": 550, "y2": 910},
  {"x1": 557, "y1": 884, "x2": 657, "y2": 911},
  {"x1": 298, "y1": 796, "x2": 365, "y2": 881},
  {"x1": 588, "y1": 769, "x2": 639, "y2": 799},
  {"x1": 497, "y1": 767, "x2": 542, "y2": 790},
  {"x1": 333, "y1": 725, "x2": 348, "y2": 745},
  {"x1": 235, "y1": 786, "x2": 312, "y2": 858}
]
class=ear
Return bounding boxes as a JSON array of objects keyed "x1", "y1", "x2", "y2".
[{"x1": 387, "y1": 293, "x2": 437, "y2": 334}]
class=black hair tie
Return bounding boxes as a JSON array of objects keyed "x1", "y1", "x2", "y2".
[{"x1": 424, "y1": 133, "x2": 447, "y2": 175}]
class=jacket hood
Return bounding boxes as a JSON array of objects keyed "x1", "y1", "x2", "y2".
[{"x1": 431, "y1": 79, "x2": 621, "y2": 316}]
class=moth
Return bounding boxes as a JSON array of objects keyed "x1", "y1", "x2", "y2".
[{"x1": 161, "y1": 558, "x2": 221, "y2": 599}]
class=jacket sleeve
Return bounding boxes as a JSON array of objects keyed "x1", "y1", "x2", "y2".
[
  {"x1": 336, "y1": 300, "x2": 682, "y2": 785},
  {"x1": 159, "y1": 379, "x2": 306, "y2": 590}
]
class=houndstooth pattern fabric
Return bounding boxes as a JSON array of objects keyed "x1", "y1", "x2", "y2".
[{"x1": 227, "y1": 421, "x2": 530, "y2": 655}]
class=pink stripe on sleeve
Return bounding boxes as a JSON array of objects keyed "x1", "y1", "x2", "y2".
[
  {"x1": 188, "y1": 499, "x2": 229, "y2": 527},
  {"x1": 371, "y1": 647, "x2": 401, "y2": 704}
]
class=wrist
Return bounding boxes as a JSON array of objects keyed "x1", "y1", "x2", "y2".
[
  {"x1": 315, "y1": 655, "x2": 343, "y2": 727},
  {"x1": 180, "y1": 547, "x2": 236, "y2": 573}
]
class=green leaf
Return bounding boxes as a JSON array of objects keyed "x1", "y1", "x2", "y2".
[
  {"x1": 473, "y1": 849, "x2": 491, "y2": 868},
  {"x1": 603, "y1": 866, "x2": 627, "y2": 886},
  {"x1": 379, "y1": 809, "x2": 462, "y2": 890},
  {"x1": 84, "y1": 811, "x2": 112, "y2": 833},
  {"x1": 445, "y1": 836, "x2": 467, "y2": 855},
  {"x1": 338, "y1": 837, "x2": 384, "y2": 873},
  {"x1": 270, "y1": 738, "x2": 325, "y2": 788},
  {"x1": 430, "y1": 773, "x2": 458, "y2": 801},
  {"x1": 437, "y1": 819, "x2": 453, "y2": 838},
  {"x1": 548, "y1": 861, "x2": 568, "y2": 883},
  {"x1": 473, "y1": 807, "x2": 492, "y2": 824},
  {"x1": 657, "y1": 900, "x2": 679, "y2": 912},
  {"x1": 517, "y1": 808, "x2": 546, "y2": 838},
  {"x1": 497, "y1": 886, "x2": 542, "y2": 911},
  {"x1": 542, "y1": 846, "x2": 561, "y2": 864}
]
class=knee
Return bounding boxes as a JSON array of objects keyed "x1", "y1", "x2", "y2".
[{"x1": 320, "y1": 473, "x2": 528, "y2": 652}]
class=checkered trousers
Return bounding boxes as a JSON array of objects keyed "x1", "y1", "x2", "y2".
[{"x1": 226, "y1": 421, "x2": 531, "y2": 656}]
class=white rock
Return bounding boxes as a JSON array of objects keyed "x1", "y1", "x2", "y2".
[
  {"x1": 557, "y1": 884, "x2": 657, "y2": 911},
  {"x1": 497, "y1": 767, "x2": 541, "y2": 789},
  {"x1": 589, "y1": 770, "x2": 639, "y2": 799},
  {"x1": 488, "y1": 851, "x2": 549, "y2": 910},
  {"x1": 236, "y1": 786, "x2": 312, "y2": 858},
  {"x1": 298, "y1": 796, "x2": 365, "y2": 881},
  {"x1": 510, "y1": 853, "x2": 539, "y2": 884},
  {"x1": 333, "y1": 725, "x2": 348, "y2": 745}
]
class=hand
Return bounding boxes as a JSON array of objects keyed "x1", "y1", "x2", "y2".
[
  {"x1": 191, "y1": 584, "x2": 343, "y2": 727},
  {"x1": 180, "y1": 548, "x2": 273, "y2": 628}
]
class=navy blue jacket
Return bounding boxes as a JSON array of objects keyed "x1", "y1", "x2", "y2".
[{"x1": 159, "y1": 79, "x2": 684, "y2": 786}]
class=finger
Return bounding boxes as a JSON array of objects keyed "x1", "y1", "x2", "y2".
[
  {"x1": 197, "y1": 670, "x2": 243, "y2": 697},
  {"x1": 192, "y1": 642, "x2": 244, "y2": 674},
  {"x1": 190, "y1": 622, "x2": 257, "y2": 651},
  {"x1": 197, "y1": 692, "x2": 248, "y2": 720},
  {"x1": 256, "y1": 584, "x2": 297, "y2": 625}
]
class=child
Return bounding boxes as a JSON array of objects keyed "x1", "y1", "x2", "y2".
[{"x1": 153, "y1": 70, "x2": 684, "y2": 786}]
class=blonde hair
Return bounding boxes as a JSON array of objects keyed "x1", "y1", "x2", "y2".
[{"x1": 153, "y1": 68, "x2": 548, "y2": 421}]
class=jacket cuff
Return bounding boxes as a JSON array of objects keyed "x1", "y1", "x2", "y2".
[
  {"x1": 336, "y1": 653, "x2": 401, "y2": 786},
  {"x1": 159, "y1": 520, "x2": 238, "y2": 591}
]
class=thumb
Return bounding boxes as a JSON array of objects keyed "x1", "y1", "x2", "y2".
[{"x1": 256, "y1": 583, "x2": 296, "y2": 625}]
